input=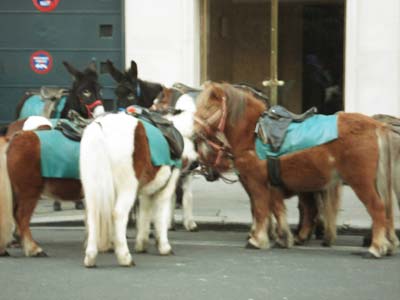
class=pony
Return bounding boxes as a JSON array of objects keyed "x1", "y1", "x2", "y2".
[
  {"x1": 0, "y1": 89, "x2": 105, "y2": 258},
  {"x1": 80, "y1": 110, "x2": 195, "y2": 267},
  {"x1": 297, "y1": 113, "x2": 400, "y2": 247},
  {"x1": 151, "y1": 83, "x2": 271, "y2": 232},
  {"x1": 1, "y1": 61, "x2": 104, "y2": 139},
  {"x1": 0, "y1": 61, "x2": 104, "y2": 212},
  {"x1": 193, "y1": 82, "x2": 399, "y2": 258},
  {"x1": 150, "y1": 84, "x2": 201, "y2": 231},
  {"x1": 106, "y1": 60, "x2": 163, "y2": 109}
]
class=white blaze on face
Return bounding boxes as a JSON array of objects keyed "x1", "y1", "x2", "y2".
[{"x1": 23, "y1": 116, "x2": 53, "y2": 130}]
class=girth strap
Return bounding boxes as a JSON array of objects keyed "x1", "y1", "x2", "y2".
[{"x1": 267, "y1": 157, "x2": 284, "y2": 187}]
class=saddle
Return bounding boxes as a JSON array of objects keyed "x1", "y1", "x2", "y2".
[
  {"x1": 127, "y1": 106, "x2": 184, "y2": 159},
  {"x1": 172, "y1": 82, "x2": 201, "y2": 94},
  {"x1": 256, "y1": 105, "x2": 318, "y2": 152},
  {"x1": 27, "y1": 87, "x2": 69, "y2": 118},
  {"x1": 55, "y1": 110, "x2": 90, "y2": 141}
]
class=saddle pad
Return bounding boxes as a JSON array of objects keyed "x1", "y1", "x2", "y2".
[
  {"x1": 34, "y1": 118, "x2": 181, "y2": 179},
  {"x1": 35, "y1": 128, "x2": 80, "y2": 179},
  {"x1": 140, "y1": 119, "x2": 182, "y2": 168},
  {"x1": 255, "y1": 114, "x2": 338, "y2": 159},
  {"x1": 19, "y1": 95, "x2": 67, "y2": 119}
]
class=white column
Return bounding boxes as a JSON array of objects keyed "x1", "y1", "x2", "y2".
[
  {"x1": 345, "y1": 0, "x2": 400, "y2": 115},
  {"x1": 124, "y1": 0, "x2": 200, "y2": 87}
]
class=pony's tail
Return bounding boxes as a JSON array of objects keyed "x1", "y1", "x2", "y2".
[
  {"x1": 0, "y1": 138, "x2": 14, "y2": 251},
  {"x1": 80, "y1": 121, "x2": 115, "y2": 252}
]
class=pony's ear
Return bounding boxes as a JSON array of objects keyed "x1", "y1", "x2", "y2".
[
  {"x1": 87, "y1": 61, "x2": 97, "y2": 73},
  {"x1": 63, "y1": 61, "x2": 82, "y2": 79},
  {"x1": 128, "y1": 60, "x2": 138, "y2": 79},
  {"x1": 209, "y1": 83, "x2": 226, "y2": 102},
  {"x1": 106, "y1": 59, "x2": 124, "y2": 82}
]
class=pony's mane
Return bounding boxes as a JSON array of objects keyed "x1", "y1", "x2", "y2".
[{"x1": 198, "y1": 83, "x2": 249, "y2": 125}]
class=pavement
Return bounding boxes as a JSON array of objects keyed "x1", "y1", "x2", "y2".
[{"x1": 31, "y1": 175, "x2": 400, "y2": 234}]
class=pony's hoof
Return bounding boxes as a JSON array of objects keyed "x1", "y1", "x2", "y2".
[
  {"x1": 84, "y1": 254, "x2": 97, "y2": 268},
  {"x1": 75, "y1": 201, "x2": 85, "y2": 210},
  {"x1": 158, "y1": 244, "x2": 173, "y2": 256},
  {"x1": 185, "y1": 221, "x2": 199, "y2": 232},
  {"x1": 8, "y1": 240, "x2": 22, "y2": 248},
  {"x1": 321, "y1": 240, "x2": 332, "y2": 247},
  {"x1": 294, "y1": 236, "x2": 306, "y2": 246},
  {"x1": 117, "y1": 252, "x2": 134, "y2": 266},
  {"x1": 33, "y1": 251, "x2": 48, "y2": 257},
  {"x1": 0, "y1": 251, "x2": 10, "y2": 257},
  {"x1": 53, "y1": 201, "x2": 62, "y2": 211},
  {"x1": 245, "y1": 241, "x2": 260, "y2": 250},
  {"x1": 363, "y1": 252, "x2": 380, "y2": 259}
]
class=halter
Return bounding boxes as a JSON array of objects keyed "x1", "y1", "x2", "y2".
[
  {"x1": 194, "y1": 96, "x2": 234, "y2": 168},
  {"x1": 83, "y1": 99, "x2": 103, "y2": 118}
]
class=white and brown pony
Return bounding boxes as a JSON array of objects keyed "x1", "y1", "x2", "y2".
[
  {"x1": 151, "y1": 86, "x2": 200, "y2": 231},
  {"x1": 0, "y1": 69, "x2": 104, "y2": 258},
  {"x1": 80, "y1": 111, "x2": 195, "y2": 267},
  {"x1": 194, "y1": 82, "x2": 399, "y2": 258}
]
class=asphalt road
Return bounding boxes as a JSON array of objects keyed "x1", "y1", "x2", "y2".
[{"x1": 1, "y1": 228, "x2": 399, "y2": 300}]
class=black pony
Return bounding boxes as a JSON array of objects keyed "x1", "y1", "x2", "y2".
[
  {"x1": 106, "y1": 60, "x2": 163, "y2": 109},
  {"x1": 15, "y1": 61, "x2": 103, "y2": 120}
]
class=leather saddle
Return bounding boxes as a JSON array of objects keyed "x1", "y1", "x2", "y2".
[
  {"x1": 256, "y1": 105, "x2": 318, "y2": 152},
  {"x1": 55, "y1": 110, "x2": 90, "y2": 142},
  {"x1": 128, "y1": 106, "x2": 184, "y2": 159},
  {"x1": 27, "y1": 87, "x2": 69, "y2": 118}
]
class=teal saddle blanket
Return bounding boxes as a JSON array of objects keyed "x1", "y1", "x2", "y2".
[
  {"x1": 35, "y1": 118, "x2": 181, "y2": 179},
  {"x1": 19, "y1": 95, "x2": 67, "y2": 119},
  {"x1": 255, "y1": 114, "x2": 338, "y2": 159}
]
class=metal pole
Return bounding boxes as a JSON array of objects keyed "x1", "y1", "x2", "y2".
[{"x1": 263, "y1": 0, "x2": 284, "y2": 106}]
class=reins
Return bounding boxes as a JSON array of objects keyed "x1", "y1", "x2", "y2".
[{"x1": 194, "y1": 96, "x2": 234, "y2": 168}]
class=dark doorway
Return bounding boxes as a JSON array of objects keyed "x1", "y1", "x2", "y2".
[{"x1": 302, "y1": 4, "x2": 344, "y2": 114}]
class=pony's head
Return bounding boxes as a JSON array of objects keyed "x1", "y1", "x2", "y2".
[
  {"x1": 193, "y1": 83, "x2": 244, "y2": 174},
  {"x1": 106, "y1": 60, "x2": 163, "y2": 108},
  {"x1": 62, "y1": 61, "x2": 104, "y2": 118}
]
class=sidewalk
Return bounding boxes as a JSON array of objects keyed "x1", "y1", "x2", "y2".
[{"x1": 31, "y1": 176, "x2": 400, "y2": 234}]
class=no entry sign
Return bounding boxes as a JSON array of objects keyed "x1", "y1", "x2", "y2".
[
  {"x1": 30, "y1": 50, "x2": 53, "y2": 74},
  {"x1": 32, "y1": 0, "x2": 60, "y2": 12}
]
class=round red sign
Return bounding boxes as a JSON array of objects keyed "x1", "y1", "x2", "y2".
[
  {"x1": 30, "y1": 50, "x2": 53, "y2": 74},
  {"x1": 32, "y1": 0, "x2": 60, "y2": 12}
]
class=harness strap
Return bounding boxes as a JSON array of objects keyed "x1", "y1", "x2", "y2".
[{"x1": 267, "y1": 157, "x2": 285, "y2": 187}]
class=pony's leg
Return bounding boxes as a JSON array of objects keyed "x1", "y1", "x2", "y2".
[
  {"x1": 84, "y1": 198, "x2": 99, "y2": 268},
  {"x1": 113, "y1": 185, "x2": 137, "y2": 266},
  {"x1": 295, "y1": 193, "x2": 319, "y2": 245},
  {"x1": 321, "y1": 183, "x2": 342, "y2": 247},
  {"x1": 351, "y1": 185, "x2": 390, "y2": 258},
  {"x1": 153, "y1": 168, "x2": 180, "y2": 255},
  {"x1": 271, "y1": 188, "x2": 293, "y2": 248},
  {"x1": 181, "y1": 175, "x2": 198, "y2": 232},
  {"x1": 135, "y1": 195, "x2": 153, "y2": 253},
  {"x1": 14, "y1": 194, "x2": 45, "y2": 257},
  {"x1": 240, "y1": 177, "x2": 271, "y2": 249}
]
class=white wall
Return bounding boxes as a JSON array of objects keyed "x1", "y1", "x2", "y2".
[
  {"x1": 124, "y1": 0, "x2": 200, "y2": 87},
  {"x1": 345, "y1": 0, "x2": 400, "y2": 115}
]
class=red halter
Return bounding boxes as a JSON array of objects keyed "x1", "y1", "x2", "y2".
[{"x1": 194, "y1": 96, "x2": 233, "y2": 168}]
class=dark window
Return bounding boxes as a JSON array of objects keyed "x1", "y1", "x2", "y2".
[{"x1": 99, "y1": 24, "x2": 113, "y2": 37}]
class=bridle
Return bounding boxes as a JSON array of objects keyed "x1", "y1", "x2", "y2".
[
  {"x1": 194, "y1": 96, "x2": 234, "y2": 169},
  {"x1": 84, "y1": 99, "x2": 103, "y2": 118}
]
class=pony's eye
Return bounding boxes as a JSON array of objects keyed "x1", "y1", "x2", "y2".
[
  {"x1": 128, "y1": 94, "x2": 135, "y2": 100},
  {"x1": 82, "y1": 90, "x2": 91, "y2": 97}
]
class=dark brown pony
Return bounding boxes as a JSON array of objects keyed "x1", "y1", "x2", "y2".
[
  {"x1": 194, "y1": 82, "x2": 399, "y2": 258},
  {"x1": 1, "y1": 61, "x2": 104, "y2": 139},
  {"x1": 0, "y1": 73, "x2": 104, "y2": 258},
  {"x1": 106, "y1": 60, "x2": 163, "y2": 109}
]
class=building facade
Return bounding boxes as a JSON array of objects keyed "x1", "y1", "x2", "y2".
[{"x1": 126, "y1": 0, "x2": 400, "y2": 116}]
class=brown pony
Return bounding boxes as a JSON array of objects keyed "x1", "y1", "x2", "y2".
[
  {"x1": 0, "y1": 104, "x2": 104, "y2": 258},
  {"x1": 194, "y1": 82, "x2": 399, "y2": 258}
]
